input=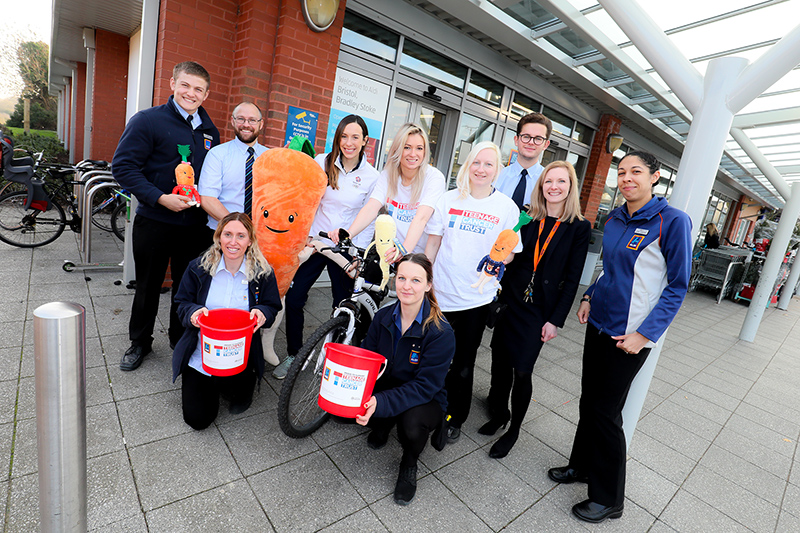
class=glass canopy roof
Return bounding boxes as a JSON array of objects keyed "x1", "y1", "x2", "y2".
[{"x1": 491, "y1": 0, "x2": 800, "y2": 207}]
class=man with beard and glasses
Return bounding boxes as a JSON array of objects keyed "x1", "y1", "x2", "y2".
[{"x1": 199, "y1": 102, "x2": 268, "y2": 229}]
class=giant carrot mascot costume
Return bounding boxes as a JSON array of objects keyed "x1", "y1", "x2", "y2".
[{"x1": 253, "y1": 144, "x2": 327, "y2": 364}]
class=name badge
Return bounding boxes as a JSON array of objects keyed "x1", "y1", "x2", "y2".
[
  {"x1": 634, "y1": 228, "x2": 649, "y2": 235},
  {"x1": 203, "y1": 133, "x2": 213, "y2": 150}
]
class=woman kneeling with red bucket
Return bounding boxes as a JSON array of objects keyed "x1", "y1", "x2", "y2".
[
  {"x1": 173, "y1": 212, "x2": 282, "y2": 430},
  {"x1": 356, "y1": 253, "x2": 455, "y2": 505}
]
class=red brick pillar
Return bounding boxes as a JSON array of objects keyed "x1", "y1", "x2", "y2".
[
  {"x1": 580, "y1": 114, "x2": 622, "y2": 226},
  {"x1": 261, "y1": 0, "x2": 346, "y2": 153},
  {"x1": 74, "y1": 62, "x2": 87, "y2": 162},
  {"x1": 91, "y1": 29, "x2": 129, "y2": 162},
  {"x1": 724, "y1": 195, "x2": 746, "y2": 242},
  {"x1": 64, "y1": 79, "x2": 71, "y2": 150}
]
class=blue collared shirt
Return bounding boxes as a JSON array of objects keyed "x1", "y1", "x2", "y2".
[
  {"x1": 188, "y1": 260, "x2": 250, "y2": 375},
  {"x1": 392, "y1": 302, "x2": 425, "y2": 356},
  {"x1": 198, "y1": 138, "x2": 269, "y2": 229},
  {"x1": 494, "y1": 160, "x2": 544, "y2": 206},
  {"x1": 172, "y1": 99, "x2": 202, "y2": 130}
]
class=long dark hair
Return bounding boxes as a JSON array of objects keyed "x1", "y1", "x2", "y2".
[
  {"x1": 396, "y1": 253, "x2": 444, "y2": 332},
  {"x1": 325, "y1": 115, "x2": 368, "y2": 190}
]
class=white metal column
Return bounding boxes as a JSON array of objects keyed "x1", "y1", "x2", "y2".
[
  {"x1": 83, "y1": 29, "x2": 96, "y2": 161},
  {"x1": 122, "y1": 0, "x2": 159, "y2": 283},
  {"x1": 742, "y1": 182, "x2": 800, "y2": 339}
]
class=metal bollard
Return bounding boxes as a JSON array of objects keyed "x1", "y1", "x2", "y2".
[{"x1": 34, "y1": 302, "x2": 87, "y2": 532}]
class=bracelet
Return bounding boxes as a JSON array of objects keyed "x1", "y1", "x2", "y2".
[{"x1": 580, "y1": 296, "x2": 591, "y2": 303}]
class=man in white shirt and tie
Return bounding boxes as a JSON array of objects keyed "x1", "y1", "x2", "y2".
[
  {"x1": 199, "y1": 102, "x2": 269, "y2": 229},
  {"x1": 494, "y1": 112, "x2": 553, "y2": 210}
]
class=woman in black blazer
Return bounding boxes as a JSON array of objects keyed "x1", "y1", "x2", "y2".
[{"x1": 481, "y1": 161, "x2": 591, "y2": 458}]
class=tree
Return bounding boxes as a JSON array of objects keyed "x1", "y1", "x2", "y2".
[
  {"x1": 6, "y1": 100, "x2": 56, "y2": 130},
  {"x1": 17, "y1": 41, "x2": 53, "y2": 111}
]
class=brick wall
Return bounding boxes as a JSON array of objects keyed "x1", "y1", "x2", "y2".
[
  {"x1": 92, "y1": 29, "x2": 129, "y2": 162},
  {"x1": 74, "y1": 62, "x2": 87, "y2": 161},
  {"x1": 152, "y1": 0, "x2": 346, "y2": 150},
  {"x1": 580, "y1": 114, "x2": 622, "y2": 225}
]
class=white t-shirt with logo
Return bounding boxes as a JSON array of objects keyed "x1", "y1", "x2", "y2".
[
  {"x1": 428, "y1": 188, "x2": 522, "y2": 311},
  {"x1": 369, "y1": 166, "x2": 446, "y2": 253},
  {"x1": 310, "y1": 153, "x2": 380, "y2": 248}
]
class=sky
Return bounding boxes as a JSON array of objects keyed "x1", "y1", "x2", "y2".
[{"x1": 1, "y1": 0, "x2": 52, "y2": 99}]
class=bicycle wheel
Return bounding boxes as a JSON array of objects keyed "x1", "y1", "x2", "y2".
[
  {"x1": 0, "y1": 181, "x2": 26, "y2": 197},
  {"x1": 90, "y1": 188, "x2": 118, "y2": 233},
  {"x1": 0, "y1": 191, "x2": 66, "y2": 248},
  {"x1": 277, "y1": 315, "x2": 349, "y2": 438},
  {"x1": 110, "y1": 201, "x2": 127, "y2": 241}
]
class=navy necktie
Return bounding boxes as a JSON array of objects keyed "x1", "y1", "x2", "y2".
[
  {"x1": 186, "y1": 114, "x2": 194, "y2": 128},
  {"x1": 244, "y1": 147, "x2": 255, "y2": 216},
  {"x1": 511, "y1": 168, "x2": 528, "y2": 209}
]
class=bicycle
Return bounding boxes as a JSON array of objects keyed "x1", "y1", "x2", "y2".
[
  {"x1": 0, "y1": 154, "x2": 112, "y2": 248},
  {"x1": 277, "y1": 232, "x2": 396, "y2": 438}
]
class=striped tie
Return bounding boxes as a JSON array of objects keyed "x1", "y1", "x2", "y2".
[{"x1": 244, "y1": 147, "x2": 255, "y2": 216}]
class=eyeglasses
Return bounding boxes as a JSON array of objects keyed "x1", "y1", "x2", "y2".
[
  {"x1": 233, "y1": 117, "x2": 262, "y2": 125},
  {"x1": 518, "y1": 134, "x2": 547, "y2": 146}
]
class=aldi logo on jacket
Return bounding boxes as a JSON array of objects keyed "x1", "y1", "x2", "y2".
[{"x1": 587, "y1": 196, "x2": 692, "y2": 346}]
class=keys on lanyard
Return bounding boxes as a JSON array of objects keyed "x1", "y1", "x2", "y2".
[{"x1": 522, "y1": 219, "x2": 560, "y2": 303}]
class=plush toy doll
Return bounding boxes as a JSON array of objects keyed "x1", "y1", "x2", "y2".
[
  {"x1": 252, "y1": 144, "x2": 327, "y2": 365},
  {"x1": 362, "y1": 214, "x2": 405, "y2": 290},
  {"x1": 171, "y1": 144, "x2": 201, "y2": 206},
  {"x1": 471, "y1": 212, "x2": 533, "y2": 294}
]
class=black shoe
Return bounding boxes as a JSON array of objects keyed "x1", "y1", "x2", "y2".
[
  {"x1": 548, "y1": 466, "x2": 589, "y2": 484},
  {"x1": 446, "y1": 425, "x2": 461, "y2": 442},
  {"x1": 393, "y1": 464, "x2": 418, "y2": 505},
  {"x1": 228, "y1": 395, "x2": 253, "y2": 415},
  {"x1": 488, "y1": 428, "x2": 519, "y2": 459},
  {"x1": 571, "y1": 499, "x2": 623, "y2": 523},
  {"x1": 120, "y1": 344, "x2": 151, "y2": 371},
  {"x1": 478, "y1": 410, "x2": 511, "y2": 436},
  {"x1": 367, "y1": 429, "x2": 390, "y2": 450}
]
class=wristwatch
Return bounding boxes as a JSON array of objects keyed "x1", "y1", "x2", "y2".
[{"x1": 580, "y1": 295, "x2": 591, "y2": 303}]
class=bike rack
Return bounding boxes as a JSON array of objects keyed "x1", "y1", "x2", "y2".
[
  {"x1": 63, "y1": 179, "x2": 124, "y2": 273},
  {"x1": 75, "y1": 169, "x2": 114, "y2": 219}
]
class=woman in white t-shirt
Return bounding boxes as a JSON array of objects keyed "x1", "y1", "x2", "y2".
[
  {"x1": 425, "y1": 141, "x2": 521, "y2": 442},
  {"x1": 274, "y1": 115, "x2": 380, "y2": 379},
  {"x1": 331, "y1": 123, "x2": 446, "y2": 255}
]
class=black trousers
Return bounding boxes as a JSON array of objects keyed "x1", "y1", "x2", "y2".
[
  {"x1": 443, "y1": 304, "x2": 490, "y2": 427},
  {"x1": 130, "y1": 216, "x2": 211, "y2": 347},
  {"x1": 369, "y1": 400, "x2": 443, "y2": 465},
  {"x1": 284, "y1": 252, "x2": 353, "y2": 356},
  {"x1": 568, "y1": 323, "x2": 651, "y2": 506},
  {"x1": 181, "y1": 366, "x2": 257, "y2": 430}
]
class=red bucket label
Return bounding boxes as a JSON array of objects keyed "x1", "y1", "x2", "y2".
[
  {"x1": 319, "y1": 358, "x2": 370, "y2": 408},
  {"x1": 202, "y1": 335, "x2": 247, "y2": 370}
]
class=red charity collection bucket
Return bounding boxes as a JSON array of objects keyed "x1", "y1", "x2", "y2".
[
  {"x1": 197, "y1": 308, "x2": 257, "y2": 377},
  {"x1": 318, "y1": 343, "x2": 387, "y2": 418}
]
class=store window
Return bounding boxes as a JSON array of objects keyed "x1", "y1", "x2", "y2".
[
  {"x1": 542, "y1": 106, "x2": 574, "y2": 138},
  {"x1": 448, "y1": 114, "x2": 496, "y2": 188},
  {"x1": 510, "y1": 92, "x2": 542, "y2": 119},
  {"x1": 400, "y1": 40, "x2": 467, "y2": 91},
  {"x1": 595, "y1": 146, "x2": 627, "y2": 228},
  {"x1": 572, "y1": 122, "x2": 592, "y2": 144},
  {"x1": 341, "y1": 12, "x2": 399, "y2": 63},
  {"x1": 468, "y1": 70, "x2": 503, "y2": 107}
]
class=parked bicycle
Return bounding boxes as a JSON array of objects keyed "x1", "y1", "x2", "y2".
[
  {"x1": 0, "y1": 140, "x2": 114, "y2": 248},
  {"x1": 277, "y1": 231, "x2": 396, "y2": 438}
]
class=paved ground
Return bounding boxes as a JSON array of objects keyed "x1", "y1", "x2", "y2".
[{"x1": 1, "y1": 228, "x2": 799, "y2": 532}]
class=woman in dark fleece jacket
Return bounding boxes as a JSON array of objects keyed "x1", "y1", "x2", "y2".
[{"x1": 355, "y1": 253, "x2": 455, "y2": 506}]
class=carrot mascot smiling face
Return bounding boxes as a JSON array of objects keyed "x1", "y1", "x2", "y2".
[{"x1": 252, "y1": 148, "x2": 327, "y2": 296}]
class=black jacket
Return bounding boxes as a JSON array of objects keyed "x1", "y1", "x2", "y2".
[
  {"x1": 361, "y1": 300, "x2": 455, "y2": 417},
  {"x1": 112, "y1": 96, "x2": 220, "y2": 226},
  {"x1": 172, "y1": 258, "x2": 282, "y2": 381}
]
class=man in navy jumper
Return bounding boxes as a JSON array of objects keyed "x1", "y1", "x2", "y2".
[{"x1": 112, "y1": 61, "x2": 220, "y2": 371}]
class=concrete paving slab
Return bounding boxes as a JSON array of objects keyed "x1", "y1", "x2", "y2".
[
  {"x1": 636, "y1": 413, "x2": 712, "y2": 460},
  {"x1": 524, "y1": 410, "x2": 577, "y2": 459},
  {"x1": 698, "y1": 444, "x2": 786, "y2": 506},
  {"x1": 659, "y1": 490, "x2": 751, "y2": 532},
  {"x1": 9, "y1": 417, "x2": 37, "y2": 479},
  {"x1": 0, "y1": 380, "x2": 18, "y2": 426},
  {"x1": 87, "y1": 450, "x2": 142, "y2": 529},
  {"x1": 435, "y1": 450, "x2": 541, "y2": 530},
  {"x1": 145, "y1": 479, "x2": 275, "y2": 532},
  {"x1": 116, "y1": 390, "x2": 189, "y2": 447},
  {"x1": 0, "y1": 322, "x2": 24, "y2": 349},
  {"x1": 714, "y1": 426, "x2": 792, "y2": 479},
  {"x1": 625, "y1": 459, "x2": 679, "y2": 517},
  {"x1": 318, "y1": 506, "x2": 388, "y2": 532},
  {"x1": 249, "y1": 450, "x2": 366, "y2": 532},
  {"x1": 627, "y1": 431, "x2": 696, "y2": 485},
  {"x1": 128, "y1": 430, "x2": 241, "y2": 511}
]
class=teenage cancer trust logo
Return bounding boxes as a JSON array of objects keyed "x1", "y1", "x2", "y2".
[
  {"x1": 319, "y1": 359, "x2": 370, "y2": 407},
  {"x1": 201, "y1": 336, "x2": 247, "y2": 370}
]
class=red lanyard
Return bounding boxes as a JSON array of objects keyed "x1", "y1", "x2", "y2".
[{"x1": 533, "y1": 219, "x2": 561, "y2": 273}]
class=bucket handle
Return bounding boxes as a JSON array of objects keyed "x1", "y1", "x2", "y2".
[{"x1": 376, "y1": 359, "x2": 387, "y2": 380}]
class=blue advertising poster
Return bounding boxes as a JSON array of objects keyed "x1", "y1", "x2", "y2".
[{"x1": 284, "y1": 106, "x2": 318, "y2": 146}]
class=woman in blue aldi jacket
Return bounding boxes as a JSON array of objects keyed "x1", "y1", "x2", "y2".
[{"x1": 548, "y1": 151, "x2": 692, "y2": 524}]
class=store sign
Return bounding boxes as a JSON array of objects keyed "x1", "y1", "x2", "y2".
[
  {"x1": 284, "y1": 106, "x2": 318, "y2": 147},
  {"x1": 326, "y1": 68, "x2": 391, "y2": 165}
]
